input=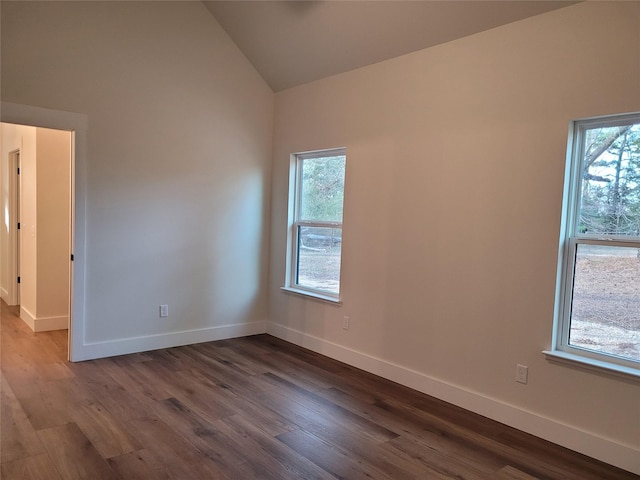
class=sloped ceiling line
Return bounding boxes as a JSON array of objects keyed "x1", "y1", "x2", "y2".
[{"x1": 204, "y1": 1, "x2": 577, "y2": 92}]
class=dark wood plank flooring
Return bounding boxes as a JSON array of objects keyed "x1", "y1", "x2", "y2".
[{"x1": 1, "y1": 302, "x2": 637, "y2": 479}]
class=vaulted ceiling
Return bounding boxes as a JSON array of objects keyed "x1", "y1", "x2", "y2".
[{"x1": 204, "y1": 1, "x2": 577, "y2": 92}]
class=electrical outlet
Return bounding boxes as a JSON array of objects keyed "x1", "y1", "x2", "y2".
[
  {"x1": 159, "y1": 304, "x2": 169, "y2": 318},
  {"x1": 516, "y1": 364, "x2": 528, "y2": 384},
  {"x1": 343, "y1": 316, "x2": 350, "y2": 330}
]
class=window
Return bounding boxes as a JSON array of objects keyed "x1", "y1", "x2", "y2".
[
  {"x1": 284, "y1": 148, "x2": 346, "y2": 302},
  {"x1": 549, "y1": 113, "x2": 640, "y2": 376}
]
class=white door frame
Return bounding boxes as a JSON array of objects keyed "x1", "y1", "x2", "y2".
[
  {"x1": 8, "y1": 149, "x2": 21, "y2": 306},
  {"x1": 1, "y1": 102, "x2": 87, "y2": 362}
]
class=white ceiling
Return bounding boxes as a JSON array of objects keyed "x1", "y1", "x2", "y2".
[{"x1": 204, "y1": 1, "x2": 577, "y2": 92}]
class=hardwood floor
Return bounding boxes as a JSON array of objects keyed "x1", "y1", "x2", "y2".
[{"x1": 1, "y1": 303, "x2": 637, "y2": 479}]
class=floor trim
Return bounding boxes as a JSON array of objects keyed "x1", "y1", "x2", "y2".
[
  {"x1": 19, "y1": 307, "x2": 69, "y2": 332},
  {"x1": 267, "y1": 322, "x2": 640, "y2": 475},
  {"x1": 19, "y1": 306, "x2": 36, "y2": 331},
  {"x1": 76, "y1": 320, "x2": 267, "y2": 361}
]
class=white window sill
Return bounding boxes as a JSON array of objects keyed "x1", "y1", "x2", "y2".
[
  {"x1": 280, "y1": 286, "x2": 342, "y2": 305},
  {"x1": 543, "y1": 350, "x2": 640, "y2": 382}
]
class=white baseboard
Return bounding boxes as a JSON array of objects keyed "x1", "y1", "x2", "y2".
[
  {"x1": 1, "y1": 287, "x2": 8, "y2": 302},
  {"x1": 74, "y1": 320, "x2": 267, "y2": 362},
  {"x1": 267, "y1": 322, "x2": 640, "y2": 475},
  {"x1": 35, "y1": 315, "x2": 68, "y2": 332},
  {"x1": 19, "y1": 307, "x2": 69, "y2": 332},
  {"x1": 19, "y1": 307, "x2": 36, "y2": 331}
]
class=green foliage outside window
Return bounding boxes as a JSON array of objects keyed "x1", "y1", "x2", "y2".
[
  {"x1": 300, "y1": 155, "x2": 346, "y2": 223},
  {"x1": 579, "y1": 124, "x2": 640, "y2": 237}
]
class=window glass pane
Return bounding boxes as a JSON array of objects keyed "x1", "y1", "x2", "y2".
[
  {"x1": 578, "y1": 122, "x2": 640, "y2": 237},
  {"x1": 569, "y1": 244, "x2": 640, "y2": 362},
  {"x1": 296, "y1": 226, "x2": 342, "y2": 294},
  {"x1": 300, "y1": 155, "x2": 346, "y2": 222}
]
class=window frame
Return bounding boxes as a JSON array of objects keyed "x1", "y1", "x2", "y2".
[
  {"x1": 282, "y1": 147, "x2": 346, "y2": 303},
  {"x1": 546, "y1": 112, "x2": 640, "y2": 379}
]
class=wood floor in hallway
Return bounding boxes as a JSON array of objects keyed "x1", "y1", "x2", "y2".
[{"x1": 1, "y1": 302, "x2": 637, "y2": 479}]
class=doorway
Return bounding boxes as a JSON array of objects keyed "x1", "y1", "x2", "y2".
[
  {"x1": 1, "y1": 122, "x2": 73, "y2": 358},
  {"x1": 9, "y1": 149, "x2": 21, "y2": 307},
  {"x1": 1, "y1": 102, "x2": 87, "y2": 362}
]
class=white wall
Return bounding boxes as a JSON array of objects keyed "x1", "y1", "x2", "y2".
[
  {"x1": 36, "y1": 127, "x2": 71, "y2": 325},
  {"x1": 0, "y1": 2, "x2": 274, "y2": 354},
  {"x1": 270, "y1": 2, "x2": 640, "y2": 473},
  {"x1": 20, "y1": 128, "x2": 38, "y2": 323}
]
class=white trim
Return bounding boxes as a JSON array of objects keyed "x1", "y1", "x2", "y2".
[
  {"x1": 34, "y1": 316, "x2": 68, "y2": 332},
  {"x1": 287, "y1": 148, "x2": 346, "y2": 299},
  {"x1": 268, "y1": 322, "x2": 640, "y2": 475},
  {"x1": 1, "y1": 287, "x2": 9, "y2": 303},
  {"x1": 19, "y1": 306, "x2": 36, "y2": 331},
  {"x1": 280, "y1": 286, "x2": 342, "y2": 305},
  {"x1": 296, "y1": 147, "x2": 348, "y2": 161},
  {"x1": 553, "y1": 113, "x2": 640, "y2": 374},
  {"x1": 8, "y1": 149, "x2": 21, "y2": 307},
  {"x1": 543, "y1": 349, "x2": 640, "y2": 381},
  {"x1": 1, "y1": 102, "x2": 87, "y2": 362},
  {"x1": 18, "y1": 307, "x2": 67, "y2": 332},
  {"x1": 35, "y1": 316, "x2": 68, "y2": 332},
  {"x1": 75, "y1": 320, "x2": 267, "y2": 361}
]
